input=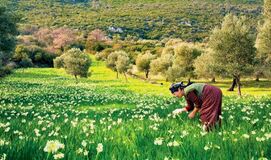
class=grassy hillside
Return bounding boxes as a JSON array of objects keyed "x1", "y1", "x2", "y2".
[
  {"x1": 4, "y1": 54, "x2": 271, "y2": 97},
  {"x1": 1, "y1": 0, "x2": 263, "y2": 41},
  {"x1": 0, "y1": 55, "x2": 270, "y2": 159}
]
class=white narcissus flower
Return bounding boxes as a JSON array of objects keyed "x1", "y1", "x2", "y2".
[
  {"x1": 0, "y1": 153, "x2": 7, "y2": 160},
  {"x1": 181, "y1": 130, "x2": 189, "y2": 137},
  {"x1": 44, "y1": 140, "x2": 65, "y2": 153},
  {"x1": 242, "y1": 134, "x2": 250, "y2": 139},
  {"x1": 172, "y1": 141, "x2": 180, "y2": 147},
  {"x1": 34, "y1": 129, "x2": 41, "y2": 137},
  {"x1": 204, "y1": 142, "x2": 220, "y2": 150},
  {"x1": 53, "y1": 153, "x2": 64, "y2": 159},
  {"x1": 76, "y1": 148, "x2": 83, "y2": 154},
  {"x1": 167, "y1": 142, "x2": 173, "y2": 147},
  {"x1": 213, "y1": 145, "x2": 220, "y2": 149},
  {"x1": 81, "y1": 140, "x2": 87, "y2": 147},
  {"x1": 4, "y1": 127, "x2": 10, "y2": 132},
  {"x1": 154, "y1": 137, "x2": 163, "y2": 145},
  {"x1": 96, "y1": 143, "x2": 103, "y2": 153},
  {"x1": 117, "y1": 118, "x2": 122, "y2": 124},
  {"x1": 265, "y1": 133, "x2": 271, "y2": 139},
  {"x1": 164, "y1": 157, "x2": 169, "y2": 160},
  {"x1": 83, "y1": 150, "x2": 88, "y2": 156},
  {"x1": 0, "y1": 139, "x2": 5, "y2": 146},
  {"x1": 172, "y1": 108, "x2": 183, "y2": 115},
  {"x1": 256, "y1": 137, "x2": 265, "y2": 142},
  {"x1": 64, "y1": 119, "x2": 68, "y2": 123},
  {"x1": 167, "y1": 141, "x2": 179, "y2": 147},
  {"x1": 200, "y1": 131, "x2": 207, "y2": 136},
  {"x1": 204, "y1": 145, "x2": 210, "y2": 151}
]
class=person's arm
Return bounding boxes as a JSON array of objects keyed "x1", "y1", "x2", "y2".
[
  {"x1": 188, "y1": 91, "x2": 202, "y2": 107},
  {"x1": 185, "y1": 98, "x2": 194, "y2": 112},
  {"x1": 188, "y1": 107, "x2": 200, "y2": 119},
  {"x1": 186, "y1": 91, "x2": 202, "y2": 119},
  {"x1": 172, "y1": 91, "x2": 201, "y2": 115}
]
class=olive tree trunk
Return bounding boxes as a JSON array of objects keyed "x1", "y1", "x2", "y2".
[{"x1": 228, "y1": 78, "x2": 236, "y2": 91}]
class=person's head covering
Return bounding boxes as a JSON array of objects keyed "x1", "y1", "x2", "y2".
[{"x1": 169, "y1": 81, "x2": 193, "y2": 94}]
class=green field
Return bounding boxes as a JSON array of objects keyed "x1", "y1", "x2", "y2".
[{"x1": 0, "y1": 56, "x2": 270, "y2": 159}]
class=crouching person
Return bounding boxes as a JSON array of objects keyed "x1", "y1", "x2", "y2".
[{"x1": 170, "y1": 82, "x2": 222, "y2": 131}]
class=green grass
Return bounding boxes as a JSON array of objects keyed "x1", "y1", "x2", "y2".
[
  {"x1": 0, "y1": 56, "x2": 270, "y2": 159},
  {"x1": 77, "y1": 103, "x2": 137, "y2": 112}
]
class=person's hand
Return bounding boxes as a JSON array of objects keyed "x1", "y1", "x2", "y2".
[
  {"x1": 188, "y1": 111, "x2": 196, "y2": 119},
  {"x1": 172, "y1": 108, "x2": 185, "y2": 115}
]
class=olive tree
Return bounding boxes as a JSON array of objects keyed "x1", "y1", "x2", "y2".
[
  {"x1": 116, "y1": 54, "x2": 131, "y2": 82},
  {"x1": 106, "y1": 50, "x2": 131, "y2": 80},
  {"x1": 255, "y1": 0, "x2": 271, "y2": 79},
  {"x1": 150, "y1": 44, "x2": 201, "y2": 82},
  {"x1": 172, "y1": 44, "x2": 201, "y2": 83},
  {"x1": 194, "y1": 49, "x2": 216, "y2": 82},
  {"x1": 208, "y1": 14, "x2": 256, "y2": 96},
  {"x1": 136, "y1": 51, "x2": 155, "y2": 79},
  {"x1": 0, "y1": 7, "x2": 18, "y2": 75},
  {"x1": 54, "y1": 48, "x2": 91, "y2": 83},
  {"x1": 150, "y1": 47, "x2": 174, "y2": 81}
]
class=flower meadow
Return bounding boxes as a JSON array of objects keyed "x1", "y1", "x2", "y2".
[{"x1": 0, "y1": 68, "x2": 270, "y2": 160}]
